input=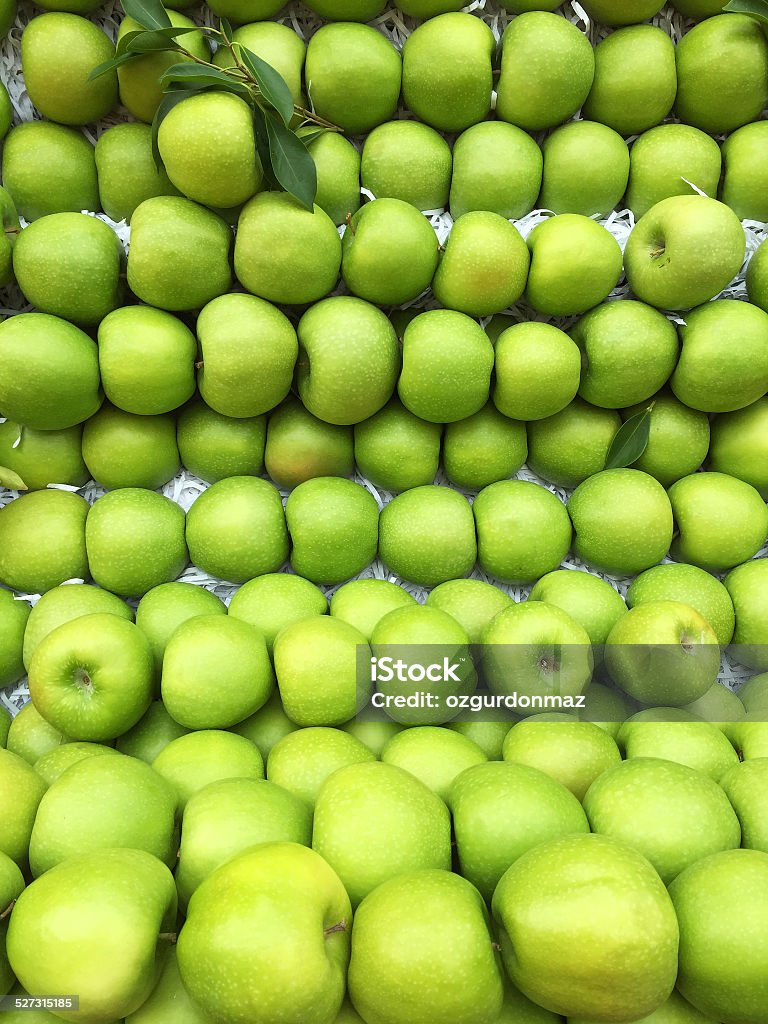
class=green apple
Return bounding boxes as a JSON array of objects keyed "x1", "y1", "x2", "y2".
[
  {"x1": 229, "y1": 573, "x2": 327, "y2": 654},
  {"x1": 235, "y1": 192, "x2": 340, "y2": 307},
  {"x1": 626, "y1": 124, "x2": 722, "y2": 220},
  {"x1": 178, "y1": 401, "x2": 266, "y2": 484},
  {"x1": 285, "y1": 478, "x2": 379, "y2": 585},
  {"x1": 381, "y1": 727, "x2": 486, "y2": 802},
  {"x1": 330, "y1": 580, "x2": 415, "y2": 642},
  {"x1": 709, "y1": 399, "x2": 768, "y2": 497},
  {"x1": 579, "y1": 682, "x2": 633, "y2": 738},
  {"x1": 0, "y1": 490, "x2": 89, "y2": 595},
  {"x1": 669, "y1": 472, "x2": 768, "y2": 572},
  {"x1": 305, "y1": 132, "x2": 361, "y2": 227},
  {"x1": 732, "y1": 716, "x2": 768, "y2": 760},
  {"x1": 162, "y1": 616, "x2": 274, "y2": 730},
  {"x1": 720, "y1": 760, "x2": 768, "y2": 854},
  {"x1": 268, "y1": 727, "x2": 375, "y2": 809},
  {"x1": 568, "y1": 469, "x2": 673, "y2": 576},
  {"x1": 23, "y1": 583, "x2": 133, "y2": 671},
  {"x1": 572, "y1": 301, "x2": 679, "y2": 409},
  {"x1": 621, "y1": 393, "x2": 710, "y2": 488},
  {"x1": 450, "y1": 121, "x2": 542, "y2": 220},
  {"x1": 606, "y1": 601, "x2": 720, "y2": 707},
  {"x1": 583, "y1": 26, "x2": 675, "y2": 136},
  {"x1": 152, "y1": 730, "x2": 264, "y2": 811},
  {"x1": 527, "y1": 399, "x2": 621, "y2": 488},
  {"x1": 361, "y1": 120, "x2": 452, "y2": 212},
  {"x1": 529, "y1": 571, "x2": 626, "y2": 647},
  {"x1": 29, "y1": 613, "x2": 153, "y2": 741},
  {"x1": 0, "y1": 313, "x2": 101, "y2": 430},
  {"x1": 682, "y1": 683, "x2": 745, "y2": 739},
  {"x1": 354, "y1": 398, "x2": 441, "y2": 494},
  {"x1": 175, "y1": 778, "x2": 312, "y2": 908},
  {"x1": 274, "y1": 616, "x2": 370, "y2": 727},
  {"x1": 481, "y1": 603, "x2": 594, "y2": 714},
  {"x1": 2, "y1": 121, "x2": 99, "y2": 222},
  {"x1": 0, "y1": 748, "x2": 46, "y2": 866},
  {"x1": 306, "y1": 23, "x2": 400, "y2": 134},
  {"x1": 34, "y1": 742, "x2": 117, "y2": 787},
  {"x1": 474, "y1": 480, "x2": 571, "y2": 585},
  {"x1": 675, "y1": 15, "x2": 768, "y2": 134},
  {"x1": 525, "y1": 215, "x2": 623, "y2": 317},
  {"x1": 86, "y1": 488, "x2": 188, "y2": 598},
  {"x1": 342, "y1": 199, "x2": 438, "y2": 307},
  {"x1": 627, "y1": 564, "x2": 735, "y2": 647},
  {"x1": 725, "y1": 559, "x2": 768, "y2": 671},
  {"x1": 443, "y1": 403, "x2": 527, "y2": 491},
  {"x1": 670, "y1": 849, "x2": 768, "y2": 1024},
  {"x1": 117, "y1": 11, "x2": 208, "y2": 124},
  {"x1": 671, "y1": 0, "x2": 726, "y2": 15},
  {"x1": 341, "y1": 720, "x2": 403, "y2": 759},
  {"x1": 115, "y1": 702, "x2": 189, "y2": 765},
  {"x1": 135, "y1": 581, "x2": 225, "y2": 680},
  {"x1": 493, "y1": 833, "x2": 678, "y2": 1021},
  {"x1": 496, "y1": 13, "x2": 594, "y2": 131},
  {"x1": 197, "y1": 293, "x2": 298, "y2": 418},
  {"x1": 0, "y1": 421, "x2": 88, "y2": 493},
  {"x1": 21, "y1": 13, "x2": 117, "y2": 125},
  {"x1": 127, "y1": 196, "x2": 232, "y2": 312},
  {"x1": 97, "y1": 305, "x2": 196, "y2": 416},
  {"x1": 95, "y1": 122, "x2": 181, "y2": 224},
  {"x1": 433, "y1": 212, "x2": 529, "y2": 317},
  {"x1": 539, "y1": 121, "x2": 628, "y2": 218},
  {"x1": 399, "y1": 309, "x2": 494, "y2": 421},
  {"x1": 230, "y1": 696, "x2": 299, "y2": 761},
  {"x1": 7, "y1": 848, "x2": 177, "y2": 1022},
  {"x1": 349, "y1": 870, "x2": 504, "y2": 1024},
  {"x1": 427, "y1": 579, "x2": 512, "y2": 645},
  {"x1": 296, "y1": 297, "x2": 399, "y2": 426},
  {"x1": 185, "y1": 476, "x2": 288, "y2": 585},
  {"x1": 672, "y1": 300, "x2": 768, "y2": 413},
  {"x1": 125, "y1": 948, "x2": 210, "y2": 1024},
  {"x1": 313, "y1": 761, "x2": 451, "y2": 907},
  {"x1": 503, "y1": 718, "x2": 621, "y2": 801},
  {"x1": 449, "y1": 761, "x2": 589, "y2": 901},
  {"x1": 0, "y1": 591, "x2": 29, "y2": 688},
  {"x1": 498, "y1": 983, "x2": 566, "y2": 1024},
  {"x1": 737, "y1": 674, "x2": 768, "y2": 715},
  {"x1": 494, "y1": 322, "x2": 580, "y2": 421},
  {"x1": 402, "y1": 14, "x2": 494, "y2": 132},
  {"x1": 28, "y1": 751, "x2": 177, "y2": 876},
  {"x1": 0, "y1": 850, "x2": 24, "y2": 996},
  {"x1": 579, "y1": 0, "x2": 664, "y2": 22},
  {"x1": 584, "y1": 757, "x2": 740, "y2": 885},
  {"x1": 265, "y1": 398, "x2": 353, "y2": 489},
  {"x1": 178, "y1": 843, "x2": 351, "y2": 1024},
  {"x1": 721, "y1": 122, "x2": 768, "y2": 222},
  {"x1": 6, "y1": 701, "x2": 66, "y2": 765},
  {"x1": 619, "y1": 715, "x2": 739, "y2": 781},
  {"x1": 158, "y1": 92, "x2": 261, "y2": 209},
  {"x1": 212, "y1": 23, "x2": 302, "y2": 101},
  {"x1": 379, "y1": 486, "x2": 477, "y2": 587},
  {"x1": 13, "y1": 213, "x2": 122, "y2": 327},
  {"x1": 82, "y1": 406, "x2": 180, "y2": 491},
  {"x1": 625, "y1": 196, "x2": 745, "y2": 311}
]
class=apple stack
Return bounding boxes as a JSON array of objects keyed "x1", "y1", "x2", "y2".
[{"x1": 4, "y1": 0, "x2": 768, "y2": 1021}]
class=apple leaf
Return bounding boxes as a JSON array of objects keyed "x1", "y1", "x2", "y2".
[
  {"x1": 121, "y1": 0, "x2": 172, "y2": 31},
  {"x1": 261, "y1": 109, "x2": 317, "y2": 210},
  {"x1": 604, "y1": 408, "x2": 653, "y2": 470},
  {"x1": 124, "y1": 27, "x2": 197, "y2": 54},
  {"x1": 219, "y1": 17, "x2": 235, "y2": 42},
  {"x1": 0, "y1": 466, "x2": 27, "y2": 491},
  {"x1": 297, "y1": 125, "x2": 329, "y2": 147},
  {"x1": 159, "y1": 63, "x2": 251, "y2": 97},
  {"x1": 89, "y1": 51, "x2": 142, "y2": 78},
  {"x1": 722, "y1": 0, "x2": 768, "y2": 22},
  {"x1": 238, "y1": 46, "x2": 295, "y2": 126}
]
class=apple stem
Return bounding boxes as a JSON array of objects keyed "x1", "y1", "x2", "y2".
[
  {"x1": 324, "y1": 920, "x2": 347, "y2": 938},
  {"x1": 158, "y1": 932, "x2": 178, "y2": 944},
  {"x1": 0, "y1": 900, "x2": 15, "y2": 921},
  {"x1": 194, "y1": 361, "x2": 204, "y2": 370}
]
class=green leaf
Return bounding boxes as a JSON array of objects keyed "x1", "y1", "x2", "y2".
[
  {"x1": 297, "y1": 125, "x2": 328, "y2": 147},
  {"x1": 0, "y1": 466, "x2": 27, "y2": 491},
  {"x1": 605, "y1": 408, "x2": 653, "y2": 470},
  {"x1": 159, "y1": 62, "x2": 251, "y2": 97},
  {"x1": 122, "y1": 0, "x2": 172, "y2": 30},
  {"x1": 123, "y1": 27, "x2": 197, "y2": 54},
  {"x1": 262, "y1": 111, "x2": 317, "y2": 209},
  {"x1": 89, "y1": 52, "x2": 140, "y2": 79},
  {"x1": 219, "y1": 16, "x2": 234, "y2": 42},
  {"x1": 251, "y1": 106, "x2": 278, "y2": 188},
  {"x1": 722, "y1": 0, "x2": 768, "y2": 21},
  {"x1": 239, "y1": 46, "x2": 294, "y2": 125}
]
